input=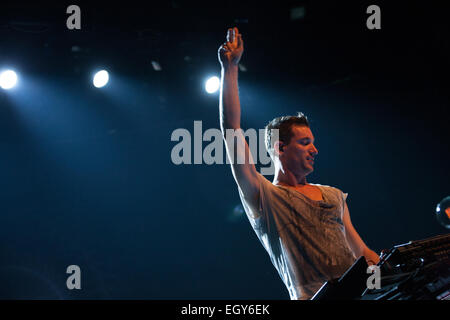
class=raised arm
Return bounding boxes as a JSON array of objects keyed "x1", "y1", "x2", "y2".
[{"x1": 218, "y1": 27, "x2": 260, "y2": 209}]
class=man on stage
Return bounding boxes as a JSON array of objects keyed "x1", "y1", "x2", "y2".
[{"x1": 218, "y1": 27, "x2": 380, "y2": 300}]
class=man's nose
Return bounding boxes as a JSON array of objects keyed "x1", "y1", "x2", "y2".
[{"x1": 311, "y1": 144, "x2": 318, "y2": 156}]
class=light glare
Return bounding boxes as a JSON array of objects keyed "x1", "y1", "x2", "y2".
[
  {"x1": 93, "y1": 70, "x2": 109, "y2": 88},
  {"x1": 0, "y1": 70, "x2": 18, "y2": 89},
  {"x1": 205, "y1": 76, "x2": 220, "y2": 94}
]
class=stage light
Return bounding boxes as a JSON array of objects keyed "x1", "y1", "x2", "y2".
[
  {"x1": 0, "y1": 70, "x2": 18, "y2": 89},
  {"x1": 93, "y1": 70, "x2": 109, "y2": 88},
  {"x1": 151, "y1": 61, "x2": 162, "y2": 71},
  {"x1": 205, "y1": 76, "x2": 220, "y2": 94}
]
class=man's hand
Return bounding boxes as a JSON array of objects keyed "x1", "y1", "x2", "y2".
[{"x1": 218, "y1": 27, "x2": 244, "y2": 69}]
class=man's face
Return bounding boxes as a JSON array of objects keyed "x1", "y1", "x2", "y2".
[{"x1": 279, "y1": 125, "x2": 318, "y2": 177}]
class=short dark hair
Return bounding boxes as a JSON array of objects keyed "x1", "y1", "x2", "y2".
[{"x1": 265, "y1": 112, "x2": 310, "y2": 157}]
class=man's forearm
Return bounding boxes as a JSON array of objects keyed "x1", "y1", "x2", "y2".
[{"x1": 220, "y1": 65, "x2": 241, "y2": 131}]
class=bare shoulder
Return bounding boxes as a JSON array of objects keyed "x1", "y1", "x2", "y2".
[
  {"x1": 310, "y1": 183, "x2": 343, "y2": 193},
  {"x1": 309, "y1": 183, "x2": 347, "y2": 203}
]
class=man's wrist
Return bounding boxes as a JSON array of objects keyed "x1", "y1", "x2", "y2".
[{"x1": 221, "y1": 64, "x2": 239, "y2": 74}]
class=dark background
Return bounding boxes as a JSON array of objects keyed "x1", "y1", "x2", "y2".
[{"x1": 0, "y1": 1, "x2": 448, "y2": 299}]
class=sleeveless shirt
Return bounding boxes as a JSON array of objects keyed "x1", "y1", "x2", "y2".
[{"x1": 238, "y1": 173, "x2": 356, "y2": 300}]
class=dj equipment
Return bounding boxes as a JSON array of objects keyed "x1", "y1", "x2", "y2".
[{"x1": 311, "y1": 233, "x2": 450, "y2": 300}]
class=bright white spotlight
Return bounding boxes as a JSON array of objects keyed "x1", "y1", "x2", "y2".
[
  {"x1": 0, "y1": 70, "x2": 18, "y2": 90},
  {"x1": 205, "y1": 76, "x2": 220, "y2": 94},
  {"x1": 93, "y1": 70, "x2": 109, "y2": 88}
]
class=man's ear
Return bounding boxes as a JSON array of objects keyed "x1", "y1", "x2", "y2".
[{"x1": 274, "y1": 141, "x2": 284, "y2": 156}]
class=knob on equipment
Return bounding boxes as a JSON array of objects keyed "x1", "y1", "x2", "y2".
[{"x1": 436, "y1": 196, "x2": 450, "y2": 229}]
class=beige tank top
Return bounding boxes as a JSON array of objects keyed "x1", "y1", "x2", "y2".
[{"x1": 238, "y1": 173, "x2": 356, "y2": 300}]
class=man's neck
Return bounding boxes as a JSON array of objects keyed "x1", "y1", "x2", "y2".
[{"x1": 273, "y1": 167, "x2": 307, "y2": 187}]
